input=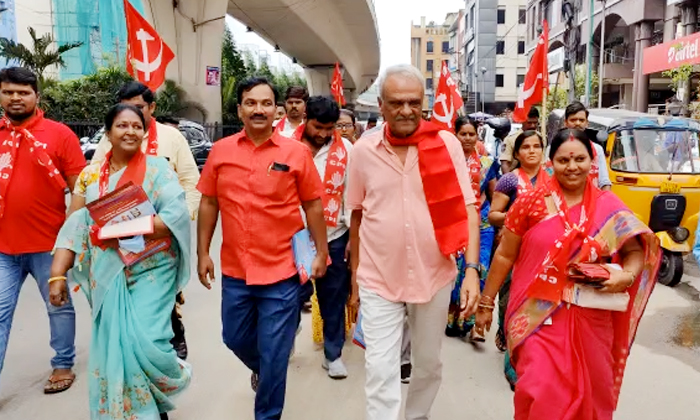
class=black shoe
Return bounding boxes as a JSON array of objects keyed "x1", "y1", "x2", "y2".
[
  {"x1": 400, "y1": 363, "x2": 412, "y2": 384},
  {"x1": 251, "y1": 372, "x2": 259, "y2": 393},
  {"x1": 160, "y1": 413, "x2": 169, "y2": 420}
]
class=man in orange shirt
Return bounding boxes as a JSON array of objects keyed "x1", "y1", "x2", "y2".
[
  {"x1": 347, "y1": 64, "x2": 481, "y2": 420},
  {"x1": 197, "y1": 77, "x2": 328, "y2": 420},
  {"x1": 0, "y1": 67, "x2": 86, "y2": 393}
]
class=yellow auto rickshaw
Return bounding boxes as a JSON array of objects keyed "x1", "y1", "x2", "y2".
[{"x1": 548, "y1": 108, "x2": 700, "y2": 287}]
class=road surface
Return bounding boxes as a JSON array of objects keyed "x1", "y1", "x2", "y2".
[{"x1": 1, "y1": 226, "x2": 699, "y2": 419}]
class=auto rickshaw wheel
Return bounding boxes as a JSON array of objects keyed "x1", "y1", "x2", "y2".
[{"x1": 658, "y1": 251, "x2": 683, "y2": 287}]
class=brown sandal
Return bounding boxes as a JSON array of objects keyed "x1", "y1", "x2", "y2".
[{"x1": 44, "y1": 371, "x2": 76, "y2": 394}]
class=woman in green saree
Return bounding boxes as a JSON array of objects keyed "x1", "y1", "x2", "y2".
[{"x1": 49, "y1": 104, "x2": 192, "y2": 420}]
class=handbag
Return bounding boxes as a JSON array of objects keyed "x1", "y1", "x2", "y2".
[{"x1": 568, "y1": 262, "x2": 610, "y2": 288}]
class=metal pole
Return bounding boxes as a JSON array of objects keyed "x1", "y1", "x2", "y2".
[
  {"x1": 481, "y1": 76, "x2": 485, "y2": 112},
  {"x1": 585, "y1": 0, "x2": 595, "y2": 106},
  {"x1": 598, "y1": 0, "x2": 606, "y2": 108}
]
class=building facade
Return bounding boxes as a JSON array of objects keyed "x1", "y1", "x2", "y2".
[
  {"x1": 463, "y1": 0, "x2": 529, "y2": 114},
  {"x1": 411, "y1": 16, "x2": 454, "y2": 109},
  {"x1": 525, "y1": 0, "x2": 699, "y2": 112}
]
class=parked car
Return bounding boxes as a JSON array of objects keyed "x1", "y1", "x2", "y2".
[{"x1": 79, "y1": 119, "x2": 212, "y2": 171}]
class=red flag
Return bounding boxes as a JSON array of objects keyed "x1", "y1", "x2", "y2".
[
  {"x1": 513, "y1": 20, "x2": 549, "y2": 123},
  {"x1": 331, "y1": 63, "x2": 346, "y2": 106},
  {"x1": 124, "y1": 0, "x2": 175, "y2": 91},
  {"x1": 431, "y1": 62, "x2": 464, "y2": 130}
]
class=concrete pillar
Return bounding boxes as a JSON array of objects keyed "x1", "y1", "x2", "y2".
[
  {"x1": 145, "y1": 0, "x2": 228, "y2": 123},
  {"x1": 635, "y1": 21, "x2": 653, "y2": 113},
  {"x1": 680, "y1": 4, "x2": 698, "y2": 111},
  {"x1": 632, "y1": 24, "x2": 641, "y2": 111},
  {"x1": 304, "y1": 66, "x2": 356, "y2": 104},
  {"x1": 664, "y1": 5, "x2": 679, "y2": 43}
]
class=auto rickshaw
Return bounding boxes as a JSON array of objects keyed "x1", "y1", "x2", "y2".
[{"x1": 547, "y1": 108, "x2": 700, "y2": 287}]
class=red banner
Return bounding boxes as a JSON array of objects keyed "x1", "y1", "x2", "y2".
[
  {"x1": 331, "y1": 62, "x2": 346, "y2": 106},
  {"x1": 430, "y1": 62, "x2": 463, "y2": 130},
  {"x1": 642, "y1": 31, "x2": 700, "y2": 75},
  {"x1": 124, "y1": 0, "x2": 175, "y2": 91}
]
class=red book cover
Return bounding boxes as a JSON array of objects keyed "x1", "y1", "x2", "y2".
[{"x1": 86, "y1": 182, "x2": 171, "y2": 266}]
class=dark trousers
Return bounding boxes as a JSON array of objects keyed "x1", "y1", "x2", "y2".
[
  {"x1": 222, "y1": 275, "x2": 301, "y2": 420},
  {"x1": 300, "y1": 232, "x2": 351, "y2": 361}
]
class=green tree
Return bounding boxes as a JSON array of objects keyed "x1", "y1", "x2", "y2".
[
  {"x1": 155, "y1": 79, "x2": 208, "y2": 121},
  {"x1": 574, "y1": 64, "x2": 599, "y2": 106},
  {"x1": 41, "y1": 65, "x2": 133, "y2": 122},
  {"x1": 221, "y1": 27, "x2": 247, "y2": 86},
  {"x1": 0, "y1": 27, "x2": 82, "y2": 87}
]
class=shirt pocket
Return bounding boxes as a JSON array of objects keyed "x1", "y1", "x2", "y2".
[{"x1": 256, "y1": 167, "x2": 295, "y2": 202}]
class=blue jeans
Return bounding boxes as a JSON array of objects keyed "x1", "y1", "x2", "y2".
[
  {"x1": 313, "y1": 232, "x2": 350, "y2": 361},
  {"x1": 0, "y1": 252, "x2": 76, "y2": 383},
  {"x1": 222, "y1": 275, "x2": 300, "y2": 420}
]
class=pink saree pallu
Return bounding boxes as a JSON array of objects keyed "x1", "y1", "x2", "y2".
[{"x1": 505, "y1": 191, "x2": 660, "y2": 420}]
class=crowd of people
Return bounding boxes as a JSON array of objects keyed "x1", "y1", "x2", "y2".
[{"x1": 0, "y1": 62, "x2": 660, "y2": 420}]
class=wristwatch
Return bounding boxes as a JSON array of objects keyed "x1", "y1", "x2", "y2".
[{"x1": 464, "y1": 263, "x2": 481, "y2": 276}]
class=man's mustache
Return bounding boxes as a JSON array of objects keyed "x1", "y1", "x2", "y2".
[
  {"x1": 395, "y1": 115, "x2": 417, "y2": 121},
  {"x1": 250, "y1": 114, "x2": 268, "y2": 120}
]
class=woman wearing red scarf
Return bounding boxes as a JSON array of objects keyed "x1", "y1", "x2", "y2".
[
  {"x1": 446, "y1": 117, "x2": 497, "y2": 341},
  {"x1": 488, "y1": 130, "x2": 549, "y2": 387},
  {"x1": 475, "y1": 129, "x2": 660, "y2": 420}
]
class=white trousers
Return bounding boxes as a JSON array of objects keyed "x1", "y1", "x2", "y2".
[{"x1": 360, "y1": 284, "x2": 452, "y2": 420}]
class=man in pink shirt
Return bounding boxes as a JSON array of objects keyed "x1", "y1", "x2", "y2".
[{"x1": 346, "y1": 64, "x2": 481, "y2": 420}]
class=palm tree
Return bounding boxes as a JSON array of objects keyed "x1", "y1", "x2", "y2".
[
  {"x1": 156, "y1": 79, "x2": 209, "y2": 122},
  {"x1": 0, "y1": 27, "x2": 82, "y2": 84}
]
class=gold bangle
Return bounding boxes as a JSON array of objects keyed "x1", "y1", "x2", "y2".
[
  {"x1": 478, "y1": 303, "x2": 495, "y2": 310},
  {"x1": 48, "y1": 276, "x2": 67, "y2": 284},
  {"x1": 481, "y1": 295, "x2": 496, "y2": 303}
]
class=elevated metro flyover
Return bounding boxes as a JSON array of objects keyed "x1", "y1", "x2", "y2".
[{"x1": 143, "y1": 0, "x2": 380, "y2": 122}]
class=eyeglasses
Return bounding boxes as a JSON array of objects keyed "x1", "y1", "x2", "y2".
[{"x1": 336, "y1": 124, "x2": 354, "y2": 130}]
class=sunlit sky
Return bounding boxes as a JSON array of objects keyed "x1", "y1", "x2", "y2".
[{"x1": 226, "y1": 0, "x2": 464, "y2": 72}]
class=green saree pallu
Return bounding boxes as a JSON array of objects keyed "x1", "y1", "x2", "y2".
[{"x1": 56, "y1": 157, "x2": 192, "y2": 419}]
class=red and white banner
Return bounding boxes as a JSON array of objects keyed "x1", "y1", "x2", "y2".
[
  {"x1": 642, "y1": 31, "x2": 700, "y2": 75},
  {"x1": 513, "y1": 21, "x2": 549, "y2": 123},
  {"x1": 431, "y1": 62, "x2": 464, "y2": 130},
  {"x1": 331, "y1": 62, "x2": 346, "y2": 106},
  {"x1": 124, "y1": 0, "x2": 175, "y2": 91}
]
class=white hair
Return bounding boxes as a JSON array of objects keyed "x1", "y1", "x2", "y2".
[{"x1": 378, "y1": 64, "x2": 425, "y2": 100}]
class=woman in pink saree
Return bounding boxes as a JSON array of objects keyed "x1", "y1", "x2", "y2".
[{"x1": 475, "y1": 129, "x2": 660, "y2": 419}]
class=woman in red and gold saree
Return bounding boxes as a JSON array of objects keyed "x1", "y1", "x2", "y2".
[{"x1": 475, "y1": 129, "x2": 660, "y2": 419}]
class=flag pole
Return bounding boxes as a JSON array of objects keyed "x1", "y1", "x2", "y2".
[{"x1": 541, "y1": 80, "x2": 548, "y2": 141}]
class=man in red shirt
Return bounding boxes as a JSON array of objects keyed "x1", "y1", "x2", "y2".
[
  {"x1": 197, "y1": 77, "x2": 328, "y2": 420},
  {"x1": 0, "y1": 67, "x2": 86, "y2": 393}
]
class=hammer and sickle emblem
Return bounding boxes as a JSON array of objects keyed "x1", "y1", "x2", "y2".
[
  {"x1": 132, "y1": 29, "x2": 163, "y2": 82},
  {"x1": 433, "y1": 93, "x2": 454, "y2": 128}
]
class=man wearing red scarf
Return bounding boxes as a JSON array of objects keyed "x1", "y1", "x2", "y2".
[
  {"x1": 0, "y1": 67, "x2": 86, "y2": 394},
  {"x1": 346, "y1": 64, "x2": 481, "y2": 420},
  {"x1": 294, "y1": 96, "x2": 354, "y2": 379}
]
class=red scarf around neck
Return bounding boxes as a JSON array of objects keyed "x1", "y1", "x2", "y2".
[
  {"x1": 294, "y1": 124, "x2": 348, "y2": 227},
  {"x1": 385, "y1": 120, "x2": 470, "y2": 256},
  {"x1": 145, "y1": 119, "x2": 159, "y2": 155},
  {"x1": 0, "y1": 108, "x2": 67, "y2": 218},
  {"x1": 526, "y1": 178, "x2": 601, "y2": 303},
  {"x1": 515, "y1": 166, "x2": 549, "y2": 195}
]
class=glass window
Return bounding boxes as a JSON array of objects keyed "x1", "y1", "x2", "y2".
[
  {"x1": 518, "y1": 40, "x2": 525, "y2": 54},
  {"x1": 516, "y1": 74, "x2": 525, "y2": 86},
  {"x1": 427, "y1": 60, "x2": 433, "y2": 72},
  {"x1": 496, "y1": 74, "x2": 504, "y2": 87},
  {"x1": 426, "y1": 78, "x2": 434, "y2": 90},
  {"x1": 427, "y1": 41, "x2": 434, "y2": 53},
  {"x1": 442, "y1": 41, "x2": 449, "y2": 53},
  {"x1": 497, "y1": 8, "x2": 506, "y2": 24},
  {"x1": 519, "y1": 7, "x2": 526, "y2": 24},
  {"x1": 496, "y1": 40, "x2": 505, "y2": 55},
  {"x1": 610, "y1": 129, "x2": 700, "y2": 174}
]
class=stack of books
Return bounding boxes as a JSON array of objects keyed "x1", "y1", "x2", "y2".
[{"x1": 86, "y1": 182, "x2": 171, "y2": 266}]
